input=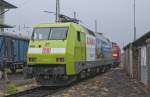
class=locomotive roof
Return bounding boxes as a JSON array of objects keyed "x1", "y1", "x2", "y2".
[
  {"x1": 33, "y1": 22, "x2": 72, "y2": 28},
  {"x1": 33, "y1": 22, "x2": 95, "y2": 36},
  {"x1": 95, "y1": 32, "x2": 111, "y2": 43},
  {"x1": 0, "y1": 24, "x2": 13, "y2": 28},
  {"x1": 0, "y1": 32, "x2": 29, "y2": 40}
]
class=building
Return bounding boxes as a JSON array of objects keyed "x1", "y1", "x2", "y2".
[
  {"x1": 124, "y1": 31, "x2": 150, "y2": 90},
  {"x1": 0, "y1": 0, "x2": 17, "y2": 32}
]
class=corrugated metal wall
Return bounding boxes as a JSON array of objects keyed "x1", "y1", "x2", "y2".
[
  {"x1": 124, "y1": 45, "x2": 148, "y2": 85},
  {"x1": 129, "y1": 47, "x2": 133, "y2": 78},
  {"x1": 140, "y1": 46, "x2": 147, "y2": 85},
  {"x1": 137, "y1": 48, "x2": 141, "y2": 80},
  {"x1": 124, "y1": 47, "x2": 133, "y2": 77},
  {"x1": 124, "y1": 48, "x2": 129, "y2": 75},
  {"x1": 146, "y1": 43, "x2": 150, "y2": 87},
  {"x1": 132, "y1": 47, "x2": 139, "y2": 79},
  {"x1": 124, "y1": 35, "x2": 150, "y2": 89}
]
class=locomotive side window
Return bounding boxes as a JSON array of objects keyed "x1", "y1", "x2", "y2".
[{"x1": 77, "y1": 31, "x2": 81, "y2": 41}]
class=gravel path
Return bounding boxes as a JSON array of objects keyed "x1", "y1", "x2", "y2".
[{"x1": 48, "y1": 68, "x2": 150, "y2": 97}]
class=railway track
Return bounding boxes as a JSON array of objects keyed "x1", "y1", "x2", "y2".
[
  {"x1": 4, "y1": 67, "x2": 113, "y2": 97},
  {"x1": 4, "y1": 77, "x2": 94, "y2": 97},
  {"x1": 5, "y1": 86, "x2": 61, "y2": 97}
]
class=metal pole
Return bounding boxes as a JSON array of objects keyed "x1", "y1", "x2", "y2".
[
  {"x1": 19, "y1": 25, "x2": 21, "y2": 32},
  {"x1": 58, "y1": 0, "x2": 60, "y2": 17},
  {"x1": 74, "y1": 12, "x2": 77, "y2": 19},
  {"x1": 95, "y1": 20, "x2": 98, "y2": 33},
  {"x1": 56, "y1": 0, "x2": 58, "y2": 22},
  {"x1": 133, "y1": 0, "x2": 136, "y2": 41},
  {"x1": 56, "y1": 0, "x2": 60, "y2": 23}
]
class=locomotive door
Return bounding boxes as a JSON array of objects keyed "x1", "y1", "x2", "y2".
[
  {"x1": 80, "y1": 32, "x2": 86, "y2": 60},
  {"x1": 76, "y1": 31, "x2": 86, "y2": 61},
  {"x1": 77, "y1": 31, "x2": 82, "y2": 60}
]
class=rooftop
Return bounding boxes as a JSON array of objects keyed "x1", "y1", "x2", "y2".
[
  {"x1": 123, "y1": 31, "x2": 150, "y2": 49},
  {"x1": 0, "y1": 0, "x2": 17, "y2": 8},
  {"x1": 0, "y1": 23, "x2": 13, "y2": 28},
  {"x1": 0, "y1": 31, "x2": 29, "y2": 40}
]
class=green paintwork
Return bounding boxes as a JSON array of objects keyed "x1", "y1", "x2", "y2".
[{"x1": 28, "y1": 22, "x2": 87, "y2": 75}]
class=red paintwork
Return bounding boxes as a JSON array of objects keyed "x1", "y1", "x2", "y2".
[{"x1": 112, "y1": 43, "x2": 121, "y2": 62}]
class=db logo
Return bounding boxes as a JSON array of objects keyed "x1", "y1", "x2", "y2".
[{"x1": 42, "y1": 48, "x2": 50, "y2": 54}]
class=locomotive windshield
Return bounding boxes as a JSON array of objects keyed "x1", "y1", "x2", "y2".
[{"x1": 33, "y1": 27, "x2": 68, "y2": 40}]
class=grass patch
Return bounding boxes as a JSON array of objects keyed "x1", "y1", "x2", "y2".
[{"x1": 6, "y1": 83, "x2": 18, "y2": 95}]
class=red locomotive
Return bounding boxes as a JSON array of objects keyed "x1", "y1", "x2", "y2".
[{"x1": 112, "y1": 42, "x2": 121, "y2": 67}]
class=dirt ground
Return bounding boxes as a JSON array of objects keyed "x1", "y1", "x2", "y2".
[{"x1": 49, "y1": 68, "x2": 150, "y2": 97}]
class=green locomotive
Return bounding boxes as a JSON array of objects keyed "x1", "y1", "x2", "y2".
[{"x1": 25, "y1": 22, "x2": 114, "y2": 86}]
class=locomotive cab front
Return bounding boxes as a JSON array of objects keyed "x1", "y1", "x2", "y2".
[
  {"x1": 25, "y1": 23, "x2": 78, "y2": 85},
  {"x1": 29, "y1": 27, "x2": 68, "y2": 64}
]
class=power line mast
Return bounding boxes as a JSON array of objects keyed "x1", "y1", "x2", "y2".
[
  {"x1": 74, "y1": 12, "x2": 77, "y2": 19},
  {"x1": 54, "y1": 0, "x2": 79, "y2": 23},
  {"x1": 133, "y1": 0, "x2": 136, "y2": 41},
  {"x1": 56, "y1": 0, "x2": 60, "y2": 23},
  {"x1": 95, "y1": 20, "x2": 98, "y2": 33}
]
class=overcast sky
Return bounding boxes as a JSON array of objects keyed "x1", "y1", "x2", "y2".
[{"x1": 5, "y1": 0, "x2": 150, "y2": 49}]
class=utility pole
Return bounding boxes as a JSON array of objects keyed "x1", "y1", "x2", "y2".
[
  {"x1": 18, "y1": 25, "x2": 21, "y2": 32},
  {"x1": 74, "y1": 12, "x2": 77, "y2": 19},
  {"x1": 56, "y1": 0, "x2": 60, "y2": 23},
  {"x1": 95, "y1": 20, "x2": 98, "y2": 33},
  {"x1": 133, "y1": 0, "x2": 136, "y2": 41}
]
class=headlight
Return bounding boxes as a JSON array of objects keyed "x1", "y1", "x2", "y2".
[
  {"x1": 56, "y1": 58, "x2": 64, "y2": 62},
  {"x1": 29, "y1": 57, "x2": 37, "y2": 62}
]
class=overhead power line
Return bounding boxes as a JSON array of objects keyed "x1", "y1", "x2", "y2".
[{"x1": 15, "y1": 0, "x2": 34, "y2": 8}]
